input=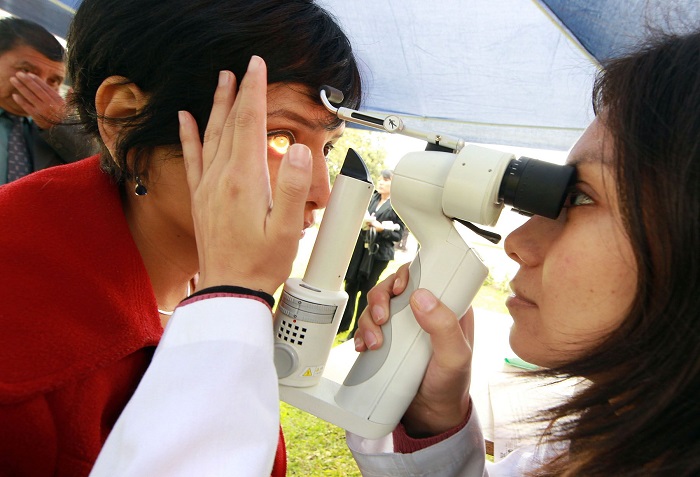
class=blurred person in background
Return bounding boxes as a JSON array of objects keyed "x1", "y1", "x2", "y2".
[
  {"x1": 0, "y1": 17, "x2": 96, "y2": 184},
  {"x1": 337, "y1": 169, "x2": 404, "y2": 339}
]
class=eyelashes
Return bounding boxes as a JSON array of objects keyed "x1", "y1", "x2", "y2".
[
  {"x1": 564, "y1": 186, "x2": 594, "y2": 207},
  {"x1": 266, "y1": 129, "x2": 335, "y2": 158},
  {"x1": 267, "y1": 130, "x2": 295, "y2": 155}
]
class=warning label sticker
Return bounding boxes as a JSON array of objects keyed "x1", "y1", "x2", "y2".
[{"x1": 300, "y1": 366, "x2": 324, "y2": 377}]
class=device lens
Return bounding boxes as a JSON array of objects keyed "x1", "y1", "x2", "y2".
[{"x1": 498, "y1": 157, "x2": 575, "y2": 219}]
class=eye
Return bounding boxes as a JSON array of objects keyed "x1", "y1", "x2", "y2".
[
  {"x1": 564, "y1": 187, "x2": 594, "y2": 208},
  {"x1": 267, "y1": 130, "x2": 296, "y2": 155},
  {"x1": 323, "y1": 143, "x2": 334, "y2": 157}
]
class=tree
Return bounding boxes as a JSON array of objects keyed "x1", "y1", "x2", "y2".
[{"x1": 327, "y1": 128, "x2": 388, "y2": 185}]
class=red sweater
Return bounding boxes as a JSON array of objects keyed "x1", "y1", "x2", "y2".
[{"x1": 0, "y1": 157, "x2": 286, "y2": 476}]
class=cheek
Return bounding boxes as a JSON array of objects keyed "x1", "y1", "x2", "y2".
[
  {"x1": 309, "y1": 155, "x2": 331, "y2": 204},
  {"x1": 539, "y1": 225, "x2": 637, "y2": 359}
]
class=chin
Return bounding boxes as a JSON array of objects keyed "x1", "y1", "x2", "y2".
[{"x1": 508, "y1": 329, "x2": 545, "y2": 368}]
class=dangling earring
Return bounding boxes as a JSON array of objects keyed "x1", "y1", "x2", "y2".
[{"x1": 134, "y1": 176, "x2": 148, "y2": 196}]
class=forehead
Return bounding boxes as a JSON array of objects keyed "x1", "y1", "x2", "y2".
[
  {"x1": 566, "y1": 117, "x2": 613, "y2": 167},
  {"x1": 266, "y1": 83, "x2": 342, "y2": 132},
  {"x1": 0, "y1": 44, "x2": 65, "y2": 77}
]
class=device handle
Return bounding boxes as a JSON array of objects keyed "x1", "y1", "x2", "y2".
[{"x1": 334, "y1": 223, "x2": 488, "y2": 434}]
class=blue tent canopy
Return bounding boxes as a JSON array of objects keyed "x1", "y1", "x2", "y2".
[{"x1": 2, "y1": 0, "x2": 698, "y2": 150}]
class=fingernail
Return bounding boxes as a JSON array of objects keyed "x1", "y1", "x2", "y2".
[
  {"x1": 288, "y1": 145, "x2": 311, "y2": 168},
  {"x1": 218, "y1": 71, "x2": 229, "y2": 87},
  {"x1": 413, "y1": 289, "x2": 437, "y2": 312},
  {"x1": 372, "y1": 305, "x2": 386, "y2": 324},
  {"x1": 394, "y1": 277, "x2": 403, "y2": 292},
  {"x1": 248, "y1": 55, "x2": 262, "y2": 71},
  {"x1": 178, "y1": 111, "x2": 187, "y2": 126},
  {"x1": 364, "y1": 331, "x2": 377, "y2": 349},
  {"x1": 353, "y1": 336, "x2": 363, "y2": 350}
]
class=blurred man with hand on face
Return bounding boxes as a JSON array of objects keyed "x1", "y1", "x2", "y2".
[{"x1": 0, "y1": 17, "x2": 97, "y2": 185}]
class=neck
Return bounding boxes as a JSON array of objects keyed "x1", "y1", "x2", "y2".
[
  {"x1": 121, "y1": 184, "x2": 198, "y2": 320},
  {"x1": 379, "y1": 192, "x2": 390, "y2": 202}
]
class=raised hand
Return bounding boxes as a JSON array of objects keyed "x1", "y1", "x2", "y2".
[
  {"x1": 178, "y1": 56, "x2": 313, "y2": 296},
  {"x1": 10, "y1": 71, "x2": 67, "y2": 129}
]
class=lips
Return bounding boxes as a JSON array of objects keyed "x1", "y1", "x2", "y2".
[{"x1": 506, "y1": 282, "x2": 537, "y2": 309}]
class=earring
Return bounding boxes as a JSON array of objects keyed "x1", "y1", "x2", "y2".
[{"x1": 134, "y1": 176, "x2": 148, "y2": 196}]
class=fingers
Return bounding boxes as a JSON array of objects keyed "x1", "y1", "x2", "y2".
[
  {"x1": 10, "y1": 75, "x2": 42, "y2": 107},
  {"x1": 10, "y1": 72, "x2": 67, "y2": 130},
  {"x1": 227, "y1": 56, "x2": 270, "y2": 216},
  {"x1": 392, "y1": 262, "x2": 410, "y2": 295},
  {"x1": 10, "y1": 72, "x2": 64, "y2": 108},
  {"x1": 354, "y1": 270, "x2": 404, "y2": 351},
  {"x1": 398, "y1": 291, "x2": 473, "y2": 435},
  {"x1": 178, "y1": 110, "x2": 203, "y2": 193},
  {"x1": 410, "y1": 289, "x2": 472, "y2": 370},
  {"x1": 9, "y1": 93, "x2": 34, "y2": 114},
  {"x1": 201, "y1": 70, "x2": 237, "y2": 172},
  {"x1": 353, "y1": 307, "x2": 382, "y2": 351},
  {"x1": 268, "y1": 144, "x2": 312, "y2": 240}
]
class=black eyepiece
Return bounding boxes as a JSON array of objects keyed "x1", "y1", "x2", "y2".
[{"x1": 498, "y1": 157, "x2": 575, "y2": 219}]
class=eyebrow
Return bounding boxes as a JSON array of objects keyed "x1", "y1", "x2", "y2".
[
  {"x1": 14, "y1": 60, "x2": 38, "y2": 72},
  {"x1": 268, "y1": 108, "x2": 343, "y2": 133},
  {"x1": 567, "y1": 151, "x2": 611, "y2": 167}
]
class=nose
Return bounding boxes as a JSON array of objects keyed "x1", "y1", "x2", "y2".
[
  {"x1": 303, "y1": 151, "x2": 331, "y2": 226},
  {"x1": 504, "y1": 215, "x2": 560, "y2": 267}
]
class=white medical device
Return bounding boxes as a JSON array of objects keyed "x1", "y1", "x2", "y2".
[{"x1": 273, "y1": 86, "x2": 574, "y2": 438}]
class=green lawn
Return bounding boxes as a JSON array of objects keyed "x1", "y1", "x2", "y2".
[{"x1": 280, "y1": 253, "x2": 509, "y2": 475}]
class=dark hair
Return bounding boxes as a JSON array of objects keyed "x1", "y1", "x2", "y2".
[
  {"x1": 380, "y1": 169, "x2": 393, "y2": 180},
  {"x1": 0, "y1": 17, "x2": 64, "y2": 62},
  {"x1": 67, "y1": 0, "x2": 362, "y2": 183},
  {"x1": 532, "y1": 30, "x2": 700, "y2": 477}
]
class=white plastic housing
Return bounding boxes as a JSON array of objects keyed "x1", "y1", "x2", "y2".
[
  {"x1": 278, "y1": 145, "x2": 508, "y2": 438},
  {"x1": 274, "y1": 279, "x2": 348, "y2": 387},
  {"x1": 443, "y1": 145, "x2": 514, "y2": 226},
  {"x1": 332, "y1": 149, "x2": 490, "y2": 435},
  {"x1": 274, "y1": 170, "x2": 373, "y2": 387},
  {"x1": 304, "y1": 174, "x2": 374, "y2": 290}
]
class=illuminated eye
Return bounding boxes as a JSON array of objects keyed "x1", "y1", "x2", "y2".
[{"x1": 267, "y1": 130, "x2": 295, "y2": 155}]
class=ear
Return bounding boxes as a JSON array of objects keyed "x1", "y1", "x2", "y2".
[{"x1": 95, "y1": 76, "x2": 148, "y2": 156}]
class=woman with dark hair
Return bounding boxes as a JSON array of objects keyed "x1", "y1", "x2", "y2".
[
  {"x1": 349, "y1": 30, "x2": 700, "y2": 476},
  {"x1": 0, "y1": 0, "x2": 360, "y2": 475}
]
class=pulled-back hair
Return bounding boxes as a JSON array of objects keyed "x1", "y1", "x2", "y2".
[
  {"x1": 67, "y1": 0, "x2": 362, "y2": 182},
  {"x1": 0, "y1": 17, "x2": 64, "y2": 62},
  {"x1": 533, "y1": 30, "x2": 700, "y2": 477}
]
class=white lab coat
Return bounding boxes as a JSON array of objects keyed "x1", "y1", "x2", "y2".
[{"x1": 91, "y1": 295, "x2": 554, "y2": 476}]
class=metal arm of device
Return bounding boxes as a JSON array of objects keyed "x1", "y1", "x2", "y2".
[{"x1": 321, "y1": 87, "x2": 466, "y2": 152}]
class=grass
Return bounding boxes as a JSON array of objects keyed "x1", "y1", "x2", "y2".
[
  {"x1": 280, "y1": 249, "x2": 509, "y2": 475},
  {"x1": 282, "y1": 403, "x2": 361, "y2": 476}
]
